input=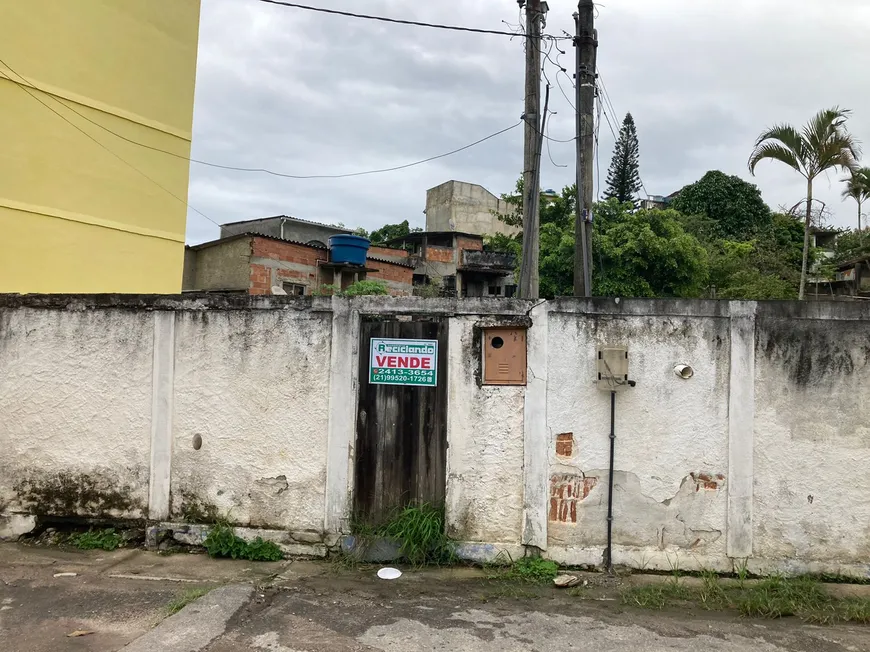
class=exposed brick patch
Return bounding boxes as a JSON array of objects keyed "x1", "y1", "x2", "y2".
[
  {"x1": 555, "y1": 433, "x2": 573, "y2": 457},
  {"x1": 549, "y1": 474, "x2": 598, "y2": 523},
  {"x1": 426, "y1": 246, "x2": 455, "y2": 263},
  {"x1": 456, "y1": 235, "x2": 484, "y2": 252},
  {"x1": 690, "y1": 472, "x2": 725, "y2": 492}
]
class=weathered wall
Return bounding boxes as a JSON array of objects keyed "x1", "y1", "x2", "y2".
[
  {"x1": 544, "y1": 301, "x2": 732, "y2": 570},
  {"x1": 425, "y1": 181, "x2": 520, "y2": 237},
  {"x1": 171, "y1": 307, "x2": 332, "y2": 541},
  {"x1": 446, "y1": 315, "x2": 526, "y2": 545},
  {"x1": 3, "y1": 295, "x2": 870, "y2": 576},
  {"x1": 752, "y1": 305, "x2": 870, "y2": 573},
  {"x1": 0, "y1": 307, "x2": 154, "y2": 522},
  {"x1": 188, "y1": 237, "x2": 252, "y2": 292}
]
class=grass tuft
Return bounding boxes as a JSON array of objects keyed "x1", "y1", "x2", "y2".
[
  {"x1": 621, "y1": 572, "x2": 870, "y2": 625},
  {"x1": 486, "y1": 555, "x2": 560, "y2": 584},
  {"x1": 165, "y1": 588, "x2": 210, "y2": 615},
  {"x1": 203, "y1": 523, "x2": 283, "y2": 562},
  {"x1": 67, "y1": 528, "x2": 122, "y2": 551}
]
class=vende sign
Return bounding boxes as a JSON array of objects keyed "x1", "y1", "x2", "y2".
[{"x1": 369, "y1": 338, "x2": 438, "y2": 387}]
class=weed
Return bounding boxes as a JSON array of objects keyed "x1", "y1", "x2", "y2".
[
  {"x1": 839, "y1": 598, "x2": 870, "y2": 624},
  {"x1": 622, "y1": 572, "x2": 870, "y2": 626},
  {"x1": 346, "y1": 503, "x2": 455, "y2": 567},
  {"x1": 67, "y1": 528, "x2": 122, "y2": 551},
  {"x1": 621, "y1": 582, "x2": 693, "y2": 609},
  {"x1": 734, "y1": 558, "x2": 750, "y2": 588},
  {"x1": 496, "y1": 556, "x2": 560, "y2": 584},
  {"x1": 165, "y1": 588, "x2": 210, "y2": 615},
  {"x1": 698, "y1": 569, "x2": 729, "y2": 610},
  {"x1": 203, "y1": 523, "x2": 283, "y2": 562},
  {"x1": 735, "y1": 575, "x2": 829, "y2": 619}
]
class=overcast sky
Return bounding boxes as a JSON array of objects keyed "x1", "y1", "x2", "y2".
[{"x1": 185, "y1": 0, "x2": 870, "y2": 244}]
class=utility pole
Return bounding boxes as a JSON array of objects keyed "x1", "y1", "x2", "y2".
[
  {"x1": 518, "y1": 0, "x2": 543, "y2": 300},
  {"x1": 573, "y1": 0, "x2": 597, "y2": 297}
]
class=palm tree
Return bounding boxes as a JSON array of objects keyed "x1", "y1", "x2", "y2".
[
  {"x1": 842, "y1": 167, "x2": 870, "y2": 231},
  {"x1": 749, "y1": 107, "x2": 860, "y2": 299}
]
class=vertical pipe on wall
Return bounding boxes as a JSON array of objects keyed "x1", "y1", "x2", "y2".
[{"x1": 604, "y1": 390, "x2": 616, "y2": 571}]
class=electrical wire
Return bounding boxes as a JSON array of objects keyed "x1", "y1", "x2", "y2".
[
  {"x1": 255, "y1": 0, "x2": 571, "y2": 39},
  {"x1": 596, "y1": 69, "x2": 650, "y2": 199},
  {"x1": 0, "y1": 57, "x2": 521, "y2": 181},
  {"x1": 0, "y1": 57, "x2": 220, "y2": 229}
]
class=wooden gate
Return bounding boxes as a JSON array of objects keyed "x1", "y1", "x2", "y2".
[{"x1": 354, "y1": 318, "x2": 448, "y2": 525}]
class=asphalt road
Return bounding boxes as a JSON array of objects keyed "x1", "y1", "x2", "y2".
[{"x1": 1, "y1": 544, "x2": 868, "y2": 652}]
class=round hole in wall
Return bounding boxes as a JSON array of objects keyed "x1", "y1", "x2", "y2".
[
  {"x1": 491, "y1": 336, "x2": 504, "y2": 349},
  {"x1": 673, "y1": 364, "x2": 694, "y2": 379},
  {"x1": 192, "y1": 434, "x2": 203, "y2": 450}
]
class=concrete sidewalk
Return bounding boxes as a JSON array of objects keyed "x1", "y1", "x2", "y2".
[
  {"x1": 2, "y1": 543, "x2": 869, "y2": 652},
  {"x1": 0, "y1": 543, "x2": 290, "y2": 651}
]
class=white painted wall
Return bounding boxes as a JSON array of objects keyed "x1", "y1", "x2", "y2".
[
  {"x1": 544, "y1": 304, "x2": 731, "y2": 570},
  {"x1": 171, "y1": 308, "x2": 332, "y2": 539},
  {"x1": 0, "y1": 307, "x2": 153, "y2": 520},
  {"x1": 3, "y1": 296, "x2": 870, "y2": 577},
  {"x1": 446, "y1": 316, "x2": 525, "y2": 545}
]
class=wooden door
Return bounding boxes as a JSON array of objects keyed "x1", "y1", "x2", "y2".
[{"x1": 354, "y1": 318, "x2": 448, "y2": 525}]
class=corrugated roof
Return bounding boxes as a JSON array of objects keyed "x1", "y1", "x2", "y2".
[
  {"x1": 220, "y1": 214, "x2": 352, "y2": 232},
  {"x1": 186, "y1": 233, "x2": 415, "y2": 268}
]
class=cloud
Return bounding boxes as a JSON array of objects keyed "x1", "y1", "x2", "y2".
[{"x1": 185, "y1": 0, "x2": 870, "y2": 243}]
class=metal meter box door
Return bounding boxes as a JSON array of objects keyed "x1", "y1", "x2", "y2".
[
  {"x1": 597, "y1": 346, "x2": 629, "y2": 391},
  {"x1": 483, "y1": 328, "x2": 527, "y2": 385}
]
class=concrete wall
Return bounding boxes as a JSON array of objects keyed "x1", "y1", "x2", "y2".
[
  {"x1": 187, "y1": 237, "x2": 252, "y2": 292},
  {"x1": 425, "y1": 181, "x2": 520, "y2": 237},
  {"x1": 0, "y1": 1, "x2": 200, "y2": 293},
  {"x1": 3, "y1": 295, "x2": 870, "y2": 577}
]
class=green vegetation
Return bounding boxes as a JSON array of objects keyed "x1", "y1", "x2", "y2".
[
  {"x1": 620, "y1": 574, "x2": 870, "y2": 624},
  {"x1": 67, "y1": 528, "x2": 122, "y2": 551},
  {"x1": 203, "y1": 523, "x2": 283, "y2": 561},
  {"x1": 603, "y1": 113, "x2": 642, "y2": 204},
  {"x1": 165, "y1": 588, "x2": 210, "y2": 615},
  {"x1": 749, "y1": 107, "x2": 860, "y2": 299},
  {"x1": 348, "y1": 503, "x2": 455, "y2": 566},
  {"x1": 316, "y1": 280, "x2": 389, "y2": 297},
  {"x1": 484, "y1": 553, "x2": 560, "y2": 584}
]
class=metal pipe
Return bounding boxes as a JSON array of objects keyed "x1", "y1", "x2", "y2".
[{"x1": 605, "y1": 389, "x2": 616, "y2": 572}]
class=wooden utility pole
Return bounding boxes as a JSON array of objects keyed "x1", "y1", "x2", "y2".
[
  {"x1": 573, "y1": 0, "x2": 597, "y2": 297},
  {"x1": 518, "y1": 0, "x2": 543, "y2": 299}
]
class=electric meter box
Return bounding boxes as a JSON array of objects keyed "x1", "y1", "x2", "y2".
[
  {"x1": 483, "y1": 328, "x2": 527, "y2": 386},
  {"x1": 597, "y1": 346, "x2": 629, "y2": 391}
]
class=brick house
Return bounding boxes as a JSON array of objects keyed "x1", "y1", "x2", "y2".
[
  {"x1": 183, "y1": 234, "x2": 414, "y2": 296},
  {"x1": 385, "y1": 231, "x2": 516, "y2": 297}
]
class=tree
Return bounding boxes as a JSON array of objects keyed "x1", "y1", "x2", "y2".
[
  {"x1": 593, "y1": 200, "x2": 709, "y2": 297},
  {"x1": 603, "y1": 113, "x2": 642, "y2": 204},
  {"x1": 367, "y1": 220, "x2": 422, "y2": 245},
  {"x1": 842, "y1": 167, "x2": 870, "y2": 231},
  {"x1": 748, "y1": 107, "x2": 860, "y2": 299},
  {"x1": 670, "y1": 171, "x2": 772, "y2": 240}
]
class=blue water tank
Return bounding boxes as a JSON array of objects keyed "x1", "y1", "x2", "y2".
[{"x1": 328, "y1": 235, "x2": 370, "y2": 266}]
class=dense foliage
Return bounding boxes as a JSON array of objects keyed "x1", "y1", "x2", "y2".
[
  {"x1": 670, "y1": 171, "x2": 772, "y2": 240},
  {"x1": 487, "y1": 172, "x2": 808, "y2": 300}
]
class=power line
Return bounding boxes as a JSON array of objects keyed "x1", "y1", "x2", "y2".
[
  {"x1": 596, "y1": 72, "x2": 650, "y2": 200},
  {"x1": 255, "y1": 0, "x2": 571, "y2": 39},
  {"x1": 0, "y1": 58, "x2": 522, "y2": 180},
  {"x1": 0, "y1": 56, "x2": 221, "y2": 229}
]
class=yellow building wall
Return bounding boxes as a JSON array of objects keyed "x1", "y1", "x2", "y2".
[{"x1": 0, "y1": 0, "x2": 201, "y2": 293}]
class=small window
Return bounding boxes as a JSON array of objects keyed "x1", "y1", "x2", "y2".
[
  {"x1": 488, "y1": 285, "x2": 502, "y2": 296},
  {"x1": 282, "y1": 282, "x2": 306, "y2": 296}
]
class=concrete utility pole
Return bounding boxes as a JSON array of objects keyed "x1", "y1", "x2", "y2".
[
  {"x1": 573, "y1": 1, "x2": 597, "y2": 297},
  {"x1": 518, "y1": 0, "x2": 544, "y2": 300}
]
